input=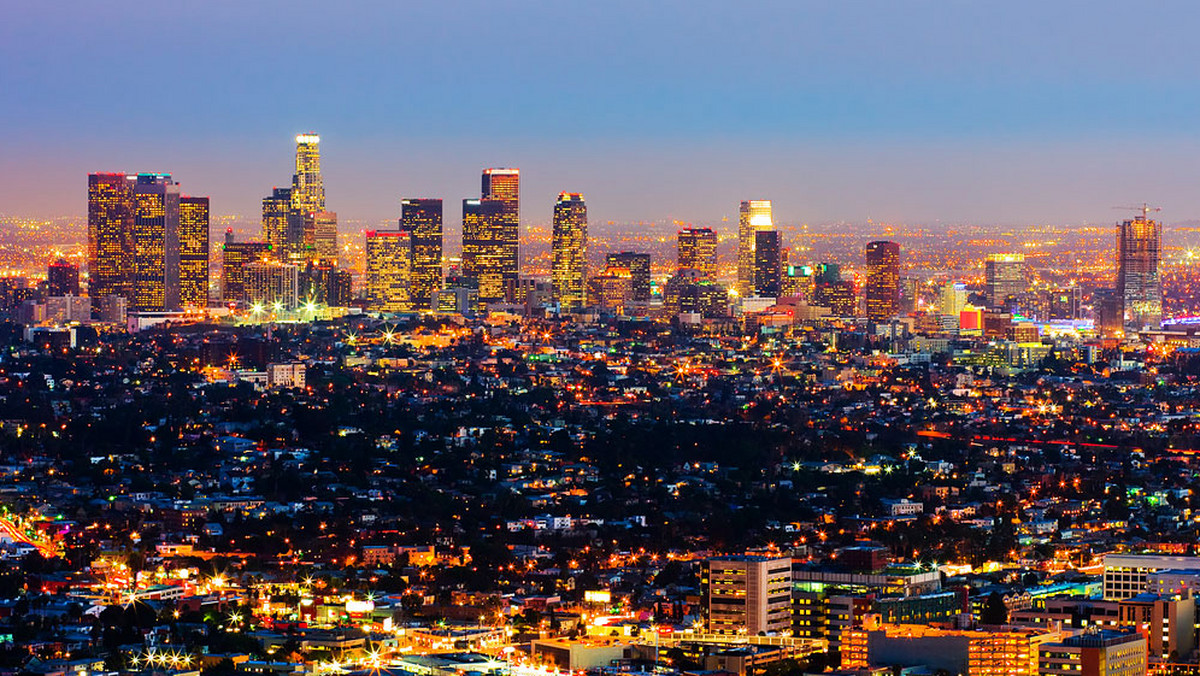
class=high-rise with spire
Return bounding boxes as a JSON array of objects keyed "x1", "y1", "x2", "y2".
[
  {"x1": 552, "y1": 192, "x2": 588, "y2": 310},
  {"x1": 290, "y1": 133, "x2": 325, "y2": 220},
  {"x1": 262, "y1": 134, "x2": 327, "y2": 262},
  {"x1": 288, "y1": 134, "x2": 325, "y2": 261}
]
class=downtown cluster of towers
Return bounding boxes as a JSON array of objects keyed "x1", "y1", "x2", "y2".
[
  {"x1": 365, "y1": 174, "x2": 803, "y2": 317},
  {"x1": 361, "y1": 167, "x2": 525, "y2": 313},
  {"x1": 86, "y1": 173, "x2": 209, "y2": 318},
  {"x1": 82, "y1": 133, "x2": 909, "y2": 320},
  {"x1": 87, "y1": 133, "x2": 884, "y2": 318},
  {"x1": 87, "y1": 135, "x2": 346, "y2": 320},
  {"x1": 85, "y1": 133, "x2": 1162, "y2": 327},
  {"x1": 87, "y1": 136, "x2": 576, "y2": 316}
]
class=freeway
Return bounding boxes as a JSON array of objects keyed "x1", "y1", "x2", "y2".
[{"x1": 0, "y1": 514, "x2": 62, "y2": 558}]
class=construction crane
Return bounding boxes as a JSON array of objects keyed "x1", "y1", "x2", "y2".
[{"x1": 1113, "y1": 203, "x2": 1162, "y2": 219}]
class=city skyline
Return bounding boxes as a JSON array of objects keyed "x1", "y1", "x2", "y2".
[
  {"x1": 9, "y1": 4, "x2": 1200, "y2": 673},
  {"x1": 7, "y1": 2, "x2": 1200, "y2": 225},
  {"x1": 69, "y1": 140, "x2": 1178, "y2": 335},
  {"x1": 17, "y1": 135, "x2": 1200, "y2": 232}
]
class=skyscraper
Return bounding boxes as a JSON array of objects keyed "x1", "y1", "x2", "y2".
[
  {"x1": 244, "y1": 260, "x2": 299, "y2": 310},
  {"x1": 865, "y1": 240, "x2": 901, "y2": 321},
  {"x1": 262, "y1": 187, "x2": 292, "y2": 258},
  {"x1": 221, "y1": 230, "x2": 271, "y2": 304},
  {"x1": 551, "y1": 192, "x2": 587, "y2": 309},
  {"x1": 87, "y1": 173, "x2": 136, "y2": 300},
  {"x1": 815, "y1": 280, "x2": 857, "y2": 317},
  {"x1": 588, "y1": 266, "x2": 633, "y2": 313},
  {"x1": 261, "y1": 134, "x2": 327, "y2": 263},
  {"x1": 400, "y1": 198, "x2": 443, "y2": 310},
  {"x1": 815, "y1": 262, "x2": 840, "y2": 285},
  {"x1": 664, "y1": 269, "x2": 729, "y2": 318},
  {"x1": 678, "y1": 227, "x2": 717, "y2": 279},
  {"x1": 301, "y1": 260, "x2": 353, "y2": 307},
  {"x1": 461, "y1": 198, "x2": 508, "y2": 306},
  {"x1": 47, "y1": 259, "x2": 81, "y2": 297},
  {"x1": 179, "y1": 196, "x2": 210, "y2": 308},
  {"x1": 783, "y1": 262, "x2": 815, "y2": 300},
  {"x1": 896, "y1": 277, "x2": 921, "y2": 315},
  {"x1": 984, "y1": 253, "x2": 1025, "y2": 310},
  {"x1": 481, "y1": 167, "x2": 520, "y2": 205},
  {"x1": 1118, "y1": 212, "x2": 1162, "y2": 330},
  {"x1": 480, "y1": 168, "x2": 520, "y2": 301},
  {"x1": 310, "y1": 211, "x2": 338, "y2": 261},
  {"x1": 753, "y1": 230, "x2": 782, "y2": 297},
  {"x1": 291, "y1": 133, "x2": 325, "y2": 221},
  {"x1": 737, "y1": 200, "x2": 773, "y2": 296},
  {"x1": 365, "y1": 230, "x2": 412, "y2": 312},
  {"x1": 941, "y1": 282, "x2": 968, "y2": 317},
  {"x1": 131, "y1": 174, "x2": 181, "y2": 312},
  {"x1": 606, "y1": 251, "x2": 651, "y2": 301}
]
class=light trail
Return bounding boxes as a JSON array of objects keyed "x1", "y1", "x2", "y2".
[{"x1": 0, "y1": 514, "x2": 62, "y2": 558}]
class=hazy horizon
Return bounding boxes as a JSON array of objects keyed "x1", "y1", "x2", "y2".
[{"x1": 6, "y1": 1, "x2": 1200, "y2": 226}]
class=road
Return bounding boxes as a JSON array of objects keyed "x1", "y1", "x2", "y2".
[{"x1": 0, "y1": 515, "x2": 61, "y2": 558}]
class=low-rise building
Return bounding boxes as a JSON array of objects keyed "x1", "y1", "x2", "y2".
[
  {"x1": 841, "y1": 616, "x2": 1067, "y2": 675},
  {"x1": 1037, "y1": 628, "x2": 1145, "y2": 676}
]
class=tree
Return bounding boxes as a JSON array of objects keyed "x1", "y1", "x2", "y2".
[
  {"x1": 803, "y1": 651, "x2": 832, "y2": 673},
  {"x1": 202, "y1": 658, "x2": 236, "y2": 676},
  {"x1": 521, "y1": 608, "x2": 542, "y2": 628},
  {"x1": 401, "y1": 593, "x2": 424, "y2": 617},
  {"x1": 981, "y1": 591, "x2": 1008, "y2": 625},
  {"x1": 653, "y1": 561, "x2": 684, "y2": 588},
  {"x1": 760, "y1": 658, "x2": 806, "y2": 676},
  {"x1": 664, "y1": 647, "x2": 699, "y2": 671}
]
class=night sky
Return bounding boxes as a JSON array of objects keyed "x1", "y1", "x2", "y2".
[{"x1": 4, "y1": 0, "x2": 1200, "y2": 226}]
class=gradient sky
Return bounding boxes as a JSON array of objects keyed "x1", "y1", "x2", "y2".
[{"x1": 4, "y1": 0, "x2": 1200, "y2": 227}]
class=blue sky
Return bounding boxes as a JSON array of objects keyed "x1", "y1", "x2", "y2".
[{"x1": 3, "y1": 1, "x2": 1200, "y2": 226}]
